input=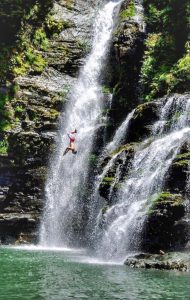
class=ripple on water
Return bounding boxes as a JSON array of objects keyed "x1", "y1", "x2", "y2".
[{"x1": 0, "y1": 247, "x2": 190, "y2": 300}]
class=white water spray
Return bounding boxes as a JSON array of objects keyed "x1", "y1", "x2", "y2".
[
  {"x1": 96, "y1": 95, "x2": 190, "y2": 261},
  {"x1": 105, "y1": 110, "x2": 135, "y2": 153},
  {"x1": 40, "y1": 0, "x2": 123, "y2": 247}
]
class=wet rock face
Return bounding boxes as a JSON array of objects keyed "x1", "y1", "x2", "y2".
[
  {"x1": 141, "y1": 193, "x2": 188, "y2": 252},
  {"x1": 165, "y1": 143, "x2": 190, "y2": 194},
  {"x1": 126, "y1": 101, "x2": 160, "y2": 142},
  {"x1": 106, "y1": 0, "x2": 145, "y2": 138},
  {"x1": 141, "y1": 140, "x2": 190, "y2": 253},
  {"x1": 0, "y1": 0, "x2": 97, "y2": 244},
  {"x1": 98, "y1": 144, "x2": 136, "y2": 203}
]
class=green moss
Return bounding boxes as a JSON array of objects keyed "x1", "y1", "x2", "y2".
[
  {"x1": 0, "y1": 139, "x2": 9, "y2": 154},
  {"x1": 0, "y1": 92, "x2": 13, "y2": 131},
  {"x1": 133, "y1": 103, "x2": 149, "y2": 118},
  {"x1": 102, "y1": 86, "x2": 112, "y2": 94},
  {"x1": 120, "y1": 1, "x2": 136, "y2": 20},
  {"x1": 33, "y1": 28, "x2": 49, "y2": 50},
  {"x1": 111, "y1": 143, "x2": 136, "y2": 156},
  {"x1": 148, "y1": 192, "x2": 183, "y2": 215},
  {"x1": 173, "y1": 160, "x2": 189, "y2": 167},
  {"x1": 172, "y1": 150, "x2": 190, "y2": 168},
  {"x1": 9, "y1": 1, "x2": 72, "y2": 78},
  {"x1": 176, "y1": 151, "x2": 190, "y2": 160},
  {"x1": 103, "y1": 177, "x2": 115, "y2": 183},
  {"x1": 12, "y1": 23, "x2": 48, "y2": 76},
  {"x1": 15, "y1": 105, "x2": 24, "y2": 113},
  {"x1": 45, "y1": 15, "x2": 68, "y2": 36}
]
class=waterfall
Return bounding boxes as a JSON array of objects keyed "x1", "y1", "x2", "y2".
[
  {"x1": 85, "y1": 109, "x2": 135, "y2": 245},
  {"x1": 85, "y1": 0, "x2": 145, "y2": 246},
  {"x1": 134, "y1": 0, "x2": 145, "y2": 32},
  {"x1": 40, "y1": 0, "x2": 123, "y2": 247},
  {"x1": 105, "y1": 110, "x2": 135, "y2": 153},
  {"x1": 96, "y1": 95, "x2": 190, "y2": 261}
]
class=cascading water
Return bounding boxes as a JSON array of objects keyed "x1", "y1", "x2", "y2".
[
  {"x1": 86, "y1": 0, "x2": 145, "y2": 246},
  {"x1": 105, "y1": 110, "x2": 135, "y2": 154},
  {"x1": 40, "y1": 0, "x2": 123, "y2": 247},
  {"x1": 96, "y1": 95, "x2": 190, "y2": 261},
  {"x1": 85, "y1": 109, "x2": 135, "y2": 243}
]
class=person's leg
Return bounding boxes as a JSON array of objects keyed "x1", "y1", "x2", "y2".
[{"x1": 63, "y1": 147, "x2": 71, "y2": 156}]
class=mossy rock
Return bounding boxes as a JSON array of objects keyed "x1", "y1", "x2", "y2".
[
  {"x1": 102, "y1": 177, "x2": 115, "y2": 184},
  {"x1": 142, "y1": 192, "x2": 187, "y2": 252},
  {"x1": 127, "y1": 101, "x2": 159, "y2": 142},
  {"x1": 165, "y1": 143, "x2": 190, "y2": 193},
  {"x1": 125, "y1": 252, "x2": 190, "y2": 272},
  {"x1": 148, "y1": 192, "x2": 184, "y2": 216},
  {"x1": 99, "y1": 143, "x2": 136, "y2": 202},
  {"x1": 120, "y1": 1, "x2": 136, "y2": 21},
  {"x1": 111, "y1": 143, "x2": 136, "y2": 156}
]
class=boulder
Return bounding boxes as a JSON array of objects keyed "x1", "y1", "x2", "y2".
[
  {"x1": 125, "y1": 252, "x2": 190, "y2": 272},
  {"x1": 142, "y1": 192, "x2": 188, "y2": 252}
]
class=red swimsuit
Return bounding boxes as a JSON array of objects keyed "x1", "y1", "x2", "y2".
[{"x1": 68, "y1": 132, "x2": 76, "y2": 143}]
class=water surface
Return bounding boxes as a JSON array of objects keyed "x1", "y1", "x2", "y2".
[{"x1": 0, "y1": 247, "x2": 190, "y2": 300}]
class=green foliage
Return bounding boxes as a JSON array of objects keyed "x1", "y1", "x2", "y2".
[
  {"x1": 33, "y1": 28, "x2": 49, "y2": 50},
  {"x1": 15, "y1": 105, "x2": 25, "y2": 118},
  {"x1": 12, "y1": 23, "x2": 48, "y2": 76},
  {"x1": 141, "y1": 0, "x2": 190, "y2": 101},
  {"x1": 0, "y1": 92, "x2": 13, "y2": 131},
  {"x1": 11, "y1": 2, "x2": 70, "y2": 77},
  {"x1": 45, "y1": 15, "x2": 69, "y2": 36},
  {"x1": 120, "y1": 1, "x2": 136, "y2": 20},
  {"x1": 15, "y1": 105, "x2": 24, "y2": 113},
  {"x1": 12, "y1": 48, "x2": 47, "y2": 76},
  {"x1": 102, "y1": 86, "x2": 112, "y2": 95},
  {"x1": 0, "y1": 139, "x2": 9, "y2": 154}
]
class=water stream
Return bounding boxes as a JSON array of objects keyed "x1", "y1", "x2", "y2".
[
  {"x1": 96, "y1": 95, "x2": 190, "y2": 261},
  {"x1": 40, "y1": 0, "x2": 123, "y2": 247}
]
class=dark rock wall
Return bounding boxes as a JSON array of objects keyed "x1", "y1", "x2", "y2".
[{"x1": 105, "y1": 0, "x2": 145, "y2": 140}]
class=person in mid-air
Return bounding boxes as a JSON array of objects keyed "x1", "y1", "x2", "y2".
[{"x1": 63, "y1": 129, "x2": 77, "y2": 156}]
